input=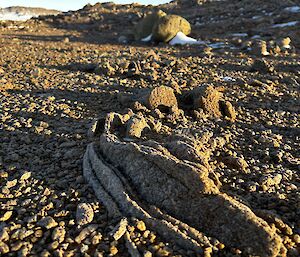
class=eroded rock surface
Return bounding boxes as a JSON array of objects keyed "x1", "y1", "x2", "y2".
[{"x1": 83, "y1": 112, "x2": 284, "y2": 257}]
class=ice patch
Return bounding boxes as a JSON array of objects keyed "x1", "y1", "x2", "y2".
[
  {"x1": 141, "y1": 34, "x2": 152, "y2": 42},
  {"x1": 272, "y1": 21, "x2": 299, "y2": 28},
  {"x1": 284, "y1": 6, "x2": 300, "y2": 13},
  {"x1": 169, "y1": 32, "x2": 204, "y2": 46}
]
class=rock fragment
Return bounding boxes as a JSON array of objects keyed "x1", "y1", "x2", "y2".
[
  {"x1": 0, "y1": 211, "x2": 13, "y2": 222},
  {"x1": 52, "y1": 227, "x2": 66, "y2": 243},
  {"x1": 152, "y1": 15, "x2": 191, "y2": 43},
  {"x1": 76, "y1": 203, "x2": 94, "y2": 226},
  {"x1": 219, "y1": 101, "x2": 237, "y2": 121},
  {"x1": 37, "y1": 217, "x2": 58, "y2": 229},
  {"x1": 109, "y1": 218, "x2": 128, "y2": 241},
  {"x1": 146, "y1": 86, "x2": 178, "y2": 111},
  {"x1": 133, "y1": 10, "x2": 167, "y2": 41},
  {"x1": 250, "y1": 59, "x2": 275, "y2": 73},
  {"x1": 75, "y1": 224, "x2": 98, "y2": 244},
  {"x1": 126, "y1": 114, "x2": 149, "y2": 138}
]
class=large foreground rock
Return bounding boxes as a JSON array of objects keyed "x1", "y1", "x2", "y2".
[{"x1": 83, "y1": 112, "x2": 284, "y2": 257}]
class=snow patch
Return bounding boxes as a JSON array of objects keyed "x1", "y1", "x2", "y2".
[
  {"x1": 169, "y1": 32, "x2": 204, "y2": 46},
  {"x1": 284, "y1": 6, "x2": 300, "y2": 13},
  {"x1": 0, "y1": 12, "x2": 35, "y2": 21},
  {"x1": 271, "y1": 21, "x2": 299, "y2": 28},
  {"x1": 141, "y1": 34, "x2": 152, "y2": 42}
]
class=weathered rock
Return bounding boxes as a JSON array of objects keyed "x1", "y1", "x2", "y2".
[
  {"x1": 83, "y1": 112, "x2": 284, "y2": 257},
  {"x1": 0, "y1": 211, "x2": 13, "y2": 222},
  {"x1": 152, "y1": 15, "x2": 191, "y2": 43},
  {"x1": 0, "y1": 227, "x2": 9, "y2": 242},
  {"x1": 250, "y1": 59, "x2": 275, "y2": 73},
  {"x1": 126, "y1": 114, "x2": 150, "y2": 138},
  {"x1": 133, "y1": 10, "x2": 167, "y2": 41},
  {"x1": 37, "y1": 217, "x2": 58, "y2": 229},
  {"x1": 75, "y1": 224, "x2": 98, "y2": 244},
  {"x1": 136, "y1": 220, "x2": 146, "y2": 232},
  {"x1": 76, "y1": 203, "x2": 94, "y2": 226},
  {"x1": 221, "y1": 156, "x2": 248, "y2": 171},
  {"x1": 52, "y1": 227, "x2": 66, "y2": 243},
  {"x1": 252, "y1": 40, "x2": 270, "y2": 56},
  {"x1": 109, "y1": 218, "x2": 128, "y2": 241},
  {"x1": 182, "y1": 85, "x2": 236, "y2": 120},
  {"x1": 219, "y1": 101, "x2": 237, "y2": 121},
  {"x1": 0, "y1": 242, "x2": 9, "y2": 254},
  {"x1": 146, "y1": 86, "x2": 178, "y2": 111}
]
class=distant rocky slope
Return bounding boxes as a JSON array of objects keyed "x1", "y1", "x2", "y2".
[
  {"x1": 0, "y1": 6, "x2": 60, "y2": 21},
  {"x1": 34, "y1": 0, "x2": 300, "y2": 47}
]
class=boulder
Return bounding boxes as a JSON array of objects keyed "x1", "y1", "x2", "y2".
[
  {"x1": 152, "y1": 15, "x2": 191, "y2": 43},
  {"x1": 133, "y1": 10, "x2": 167, "y2": 41},
  {"x1": 146, "y1": 85, "x2": 178, "y2": 110}
]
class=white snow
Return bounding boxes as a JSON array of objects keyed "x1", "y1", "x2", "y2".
[
  {"x1": 169, "y1": 32, "x2": 204, "y2": 46},
  {"x1": 284, "y1": 6, "x2": 300, "y2": 13},
  {"x1": 209, "y1": 42, "x2": 226, "y2": 49},
  {"x1": 141, "y1": 34, "x2": 152, "y2": 42},
  {"x1": 231, "y1": 33, "x2": 248, "y2": 37},
  {"x1": 222, "y1": 76, "x2": 236, "y2": 82},
  {"x1": 0, "y1": 12, "x2": 35, "y2": 21},
  {"x1": 272, "y1": 21, "x2": 299, "y2": 28}
]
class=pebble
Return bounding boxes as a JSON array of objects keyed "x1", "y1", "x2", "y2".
[
  {"x1": 76, "y1": 203, "x2": 94, "y2": 226},
  {"x1": 37, "y1": 216, "x2": 58, "y2": 229},
  {"x1": 0, "y1": 211, "x2": 13, "y2": 221},
  {"x1": 52, "y1": 226, "x2": 66, "y2": 243},
  {"x1": 136, "y1": 220, "x2": 146, "y2": 232}
]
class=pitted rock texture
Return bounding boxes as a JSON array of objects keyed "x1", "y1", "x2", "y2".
[
  {"x1": 152, "y1": 15, "x2": 191, "y2": 43},
  {"x1": 133, "y1": 10, "x2": 167, "y2": 41},
  {"x1": 83, "y1": 112, "x2": 284, "y2": 257},
  {"x1": 182, "y1": 85, "x2": 237, "y2": 120}
]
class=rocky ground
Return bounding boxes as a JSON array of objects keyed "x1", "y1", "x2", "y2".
[{"x1": 0, "y1": 1, "x2": 299, "y2": 256}]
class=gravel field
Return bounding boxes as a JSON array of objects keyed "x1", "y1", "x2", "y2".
[{"x1": 0, "y1": 1, "x2": 299, "y2": 256}]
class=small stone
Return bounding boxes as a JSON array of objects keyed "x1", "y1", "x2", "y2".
[
  {"x1": 20, "y1": 171, "x2": 31, "y2": 181},
  {"x1": 221, "y1": 156, "x2": 248, "y2": 171},
  {"x1": 0, "y1": 227, "x2": 9, "y2": 241},
  {"x1": 6, "y1": 179, "x2": 17, "y2": 188},
  {"x1": 41, "y1": 250, "x2": 51, "y2": 257},
  {"x1": 0, "y1": 211, "x2": 13, "y2": 222},
  {"x1": 0, "y1": 242, "x2": 9, "y2": 254},
  {"x1": 110, "y1": 218, "x2": 128, "y2": 241},
  {"x1": 192, "y1": 85, "x2": 223, "y2": 118},
  {"x1": 48, "y1": 241, "x2": 59, "y2": 250},
  {"x1": 281, "y1": 37, "x2": 291, "y2": 49},
  {"x1": 109, "y1": 245, "x2": 118, "y2": 256},
  {"x1": 220, "y1": 101, "x2": 236, "y2": 121},
  {"x1": 37, "y1": 216, "x2": 58, "y2": 229},
  {"x1": 92, "y1": 233, "x2": 102, "y2": 245},
  {"x1": 52, "y1": 227, "x2": 66, "y2": 243},
  {"x1": 76, "y1": 203, "x2": 94, "y2": 226},
  {"x1": 144, "y1": 251, "x2": 152, "y2": 257},
  {"x1": 75, "y1": 224, "x2": 98, "y2": 244},
  {"x1": 152, "y1": 14, "x2": 191, "y2": 43},
  {"x1": 126, "y1": 115, "x2": 150, "y2": 139},
  {"x1": 136, "y1": 220, "x2": 146, "y2": 232},
  {"x1": 250, "y1": 59, "x2": 274, "y2": 73},
  {"x1": 146, "y1": 86, "x2": 178, "y2": 111}
]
